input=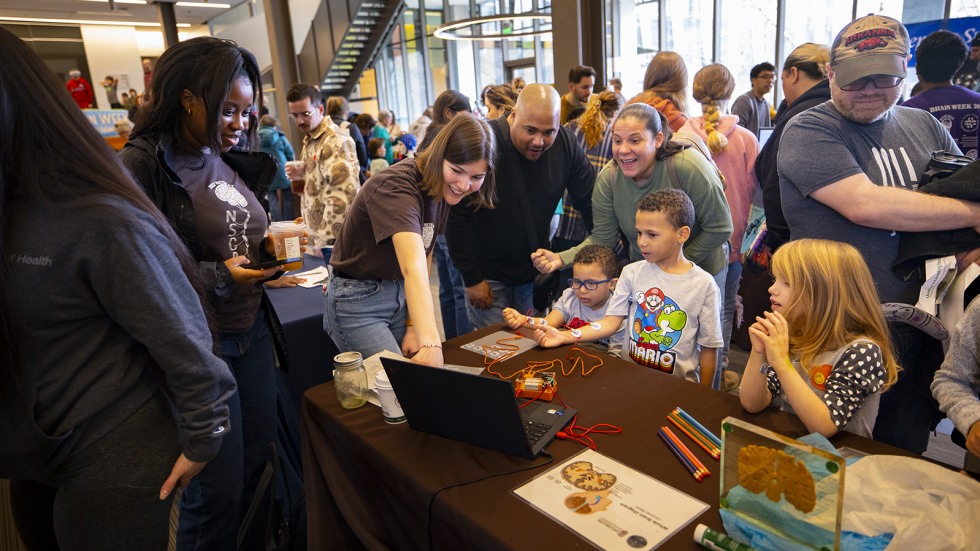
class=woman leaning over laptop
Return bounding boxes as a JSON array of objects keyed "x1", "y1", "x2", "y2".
[{"x1": 324, "y1": 112, "x2": 497, "y2": 367}]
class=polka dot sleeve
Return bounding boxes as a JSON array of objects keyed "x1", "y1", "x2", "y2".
[
  {"x1": 823, "y1": 342, "x2": 886, "y2": 428},
  {"x1": 765, "y1": 364, "x2": 781, "y2": 398}
]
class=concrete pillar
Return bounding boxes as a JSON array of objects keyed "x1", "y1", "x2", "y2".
[
  {"x1": 155, "y1": 1, "x2": 179, "y2": 48},
  {"x1": 263, "y1": 0, "x2": 304, "y2": 149},
  {"x1": 551, "y1": 0, "x2": 606, "y2": 89}
]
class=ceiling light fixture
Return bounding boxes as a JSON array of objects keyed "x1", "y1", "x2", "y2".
[
  {"x1": 78, "y1": 0, "x2": 148, "y2": 4},
  {"x1": 434, "y1": 13, "x2": 552, "y2": 41},
  {"x1": 0, "y1": 16, "x2": 190, "y2": 27},
  {"x1": 175, "y1": 2, "x2": 232, "y2": 7}
]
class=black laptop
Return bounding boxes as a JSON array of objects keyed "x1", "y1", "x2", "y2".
[{"x1": 380, "y1": 357, "x2": 576, "y2": 459}]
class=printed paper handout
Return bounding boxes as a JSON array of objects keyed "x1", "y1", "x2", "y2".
[{"x1": 513, "y1": 449, "x2": 708, "y2": 549}]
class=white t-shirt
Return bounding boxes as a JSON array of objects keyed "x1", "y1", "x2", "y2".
[{"x1": 606, "y1": 260, "x2": 723, "y2": 383}]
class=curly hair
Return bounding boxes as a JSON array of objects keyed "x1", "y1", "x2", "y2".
[
  {"x1": 636, "y1": 189, "x2": 695, "y2": 230},
  {"x1": 572, "y1": 244, "x2": 620, "y2": 279},
  {"x1": 576, "y1": 91, "x2": 623, "y2": 150}
]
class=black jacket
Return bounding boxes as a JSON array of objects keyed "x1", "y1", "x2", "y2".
[
  {"x1": 331, "y1": 115, "x2": 369, "y2": 182},
  {"x1": 119, "y1": 134, "x2": 292, "y2": 370},
  {"x1": 755, "y1": 80, "x2": 831, "y2": 251},
  {"x1": 446, "y1": 117, "x2": 594, "y2": 286},
  {"x1": 893, "y1": 158, "x2": 980, "y2": 280}
]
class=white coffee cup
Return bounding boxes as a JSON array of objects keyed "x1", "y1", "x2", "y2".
[{"x1": 375, "y1": 371, "x2": 406, "y2": 424}]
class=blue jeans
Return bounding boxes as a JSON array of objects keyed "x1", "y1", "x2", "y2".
[
  {"x1": 464, "y1": 280, "x2": 536, "y2": 329},
  {"x1": 324, "y1": 275, "x2": 408, "y2": 357},
  {"x1": 709, "y1": 262, "x2": 729, "y2": 389},
  {"x1": 434, "y1": 235, "x2": 473, "y2": 340},
  {"x1": 267, "y1": 189, "x2": 294, "y2": 222},
  {"x1": 177, "y1": 313, "x2": 276, "y2": 551},
  {"x1": 873, "y1": 323, "x2": 945, "y2": 454},
  {"x1": 722, "y1": 260, "x2": 743, "y2": 362}
]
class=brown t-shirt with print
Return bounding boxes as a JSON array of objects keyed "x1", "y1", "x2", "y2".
[{"x1": 331, "y1": 158, "x2": 449, "y2": 280}]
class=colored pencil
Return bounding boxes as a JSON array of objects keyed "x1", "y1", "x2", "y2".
[
  {"x1": 662, "y1": 426, "x2": 710, "y2": 477},
  {"x1": 675, "y1": 407, "x2": 722, "y2": 447},
  {"x1": 658, "y1": 429, "x2": 703, "y2": 481},
  {"x1": 667, "y1": 410, "x2": 718, "y2": 452},
  {"x1": 667, "y1": 413, "x2": 721, "y2": 460},
  {"x1": 667, "y1": 411, "x2": 719, "y2": 459}
]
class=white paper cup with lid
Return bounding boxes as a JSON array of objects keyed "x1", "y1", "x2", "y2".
[{"x1": 375, "y1": 371, "x2": 406, "y2": 424}]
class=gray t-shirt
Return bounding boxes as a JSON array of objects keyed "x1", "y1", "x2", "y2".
[
  {"x1": 606, "y1": 260, "x2": 723, "y2": 383},
  {"x1": 731, "y1": 91, "x2": 771, "y2": 138},
  {"x1": 777, "y1": 101, "x2": 958, "y2": 304}
]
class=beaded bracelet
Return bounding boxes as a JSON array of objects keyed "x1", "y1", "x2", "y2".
[{"x1": 418, "y1": 343, "x2": 442, "y2": 349}]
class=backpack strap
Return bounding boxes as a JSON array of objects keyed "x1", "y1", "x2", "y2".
[{"x1": 667, "y1": 155, "x2": 680, "y2": 189}]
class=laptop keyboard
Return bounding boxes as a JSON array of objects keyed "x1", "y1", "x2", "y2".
[{"x1": 524, "y1": 420, "x2": 551, "y2": 444}]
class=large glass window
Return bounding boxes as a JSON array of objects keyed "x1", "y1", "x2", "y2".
[
  {"x1": 606, "y1": 0, "x2": 659, "y2": 99},
  {"x1": 426, "y1": 10, "x2": 450, "y2": 99},
  {"x1": 718, "y1": 0, "x2": 777, "y2": 111},
  {"x1": 854, "y1": 0, "x2": 904, "y2": 20},
  {"x1": 665, "y1": 0, "x2": 714, "y2": 112},
  {"x1": 782, "y1": 0, "x2": 854, "y2": 57}
]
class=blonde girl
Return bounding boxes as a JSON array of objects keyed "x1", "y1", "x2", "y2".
[{"x1": 739, "y1": 239, "x2": 899, "y2": 437}]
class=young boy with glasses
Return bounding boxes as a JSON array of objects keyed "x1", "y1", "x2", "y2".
[{"x1": 503, "y1": 244, "x2": 624, "y2": 356}]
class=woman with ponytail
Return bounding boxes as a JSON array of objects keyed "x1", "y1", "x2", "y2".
[{"x1": 681, "y1": 63, "x2": 761, "y2": 387}]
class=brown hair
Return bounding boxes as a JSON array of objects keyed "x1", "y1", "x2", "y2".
[
  {"x1": 482, "y1": 83, "x2": 518, "y2": 113},
  {"x1": 367, "y1": 137, "x2": 385, "y2": 158},
  {"x1": 325, "y1": 96, "x2": 349, "y2": 118},
  {"x1": 691, "y1": 64, "x2": 736, "y2": 154},
  {"x1": 642, "y1": 51, "x2": 688, "y2": 114},
  {"x1": 415, "y1": 112, "x2": 497, "y2": 209},
  {"x1": 286, "y1": 83, "x2": 321, "y2": 106}
]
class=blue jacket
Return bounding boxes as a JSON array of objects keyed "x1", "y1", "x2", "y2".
[{"x1": 258, "y1": 125, "x2": 295, "y2": 191}]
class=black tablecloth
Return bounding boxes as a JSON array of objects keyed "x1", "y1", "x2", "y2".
[
  {"x1": 266, "y1": 254, "x2": 339, "y2": 412},
  {"x1": 301, "y1": 325, "x2": 910, "y2": 550}
]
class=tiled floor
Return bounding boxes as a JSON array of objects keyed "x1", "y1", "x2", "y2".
[{"x1": 431, "y1": 272, "x2": 966, "y2": 469}]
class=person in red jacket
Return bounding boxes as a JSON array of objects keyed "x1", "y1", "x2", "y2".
[{"x1": 66, "y1": 69, "x2": 93, "y2": 108}]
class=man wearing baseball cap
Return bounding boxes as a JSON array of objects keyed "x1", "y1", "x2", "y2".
[{"x1": 777, "y1": 14, "x2": 980, "y2": 454}]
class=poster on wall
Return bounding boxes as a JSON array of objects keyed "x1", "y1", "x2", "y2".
[{"x1": 907, "y1": 16, "x2": 980, "y2": 67}]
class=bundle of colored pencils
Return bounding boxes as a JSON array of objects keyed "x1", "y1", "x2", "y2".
[
  {"x1": 657, "y1": 427, "x2": 709, "y2": 481},
  {"x1": 667, "y1": 407, "x2": 721, "y2": 460}
]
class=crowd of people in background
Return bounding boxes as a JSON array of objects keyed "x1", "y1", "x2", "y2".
[{"x1": 6, "y1": 11, "x2": 980, "y2": 550}]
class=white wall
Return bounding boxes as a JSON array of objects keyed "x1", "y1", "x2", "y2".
[
  {"x1": 211, "y1": 14, "x2": 272, "y2": 70},
  {"x1": 289, "y1": 0, "x2": 321, "y2": 53},
  {"x1": 80, "y1": 25, "x2": 146, "y2": 109}
]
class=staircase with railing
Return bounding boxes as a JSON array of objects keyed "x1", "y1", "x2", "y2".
[{"x1": 301, "y1": 0, "x2": 405, "y2": 98}]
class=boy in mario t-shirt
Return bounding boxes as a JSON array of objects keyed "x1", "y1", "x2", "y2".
[{"x1": 532, "y1": 189, "x2": 723, "y2": 388}]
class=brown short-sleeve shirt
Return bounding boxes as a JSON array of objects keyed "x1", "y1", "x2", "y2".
[{"x1": 331, "y1": 158, "x2": 449, "y2": 280}]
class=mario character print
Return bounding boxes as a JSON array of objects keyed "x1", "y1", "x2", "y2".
[{"x1": 629, "y1": 287, "x2": 688, "y2": 373}]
